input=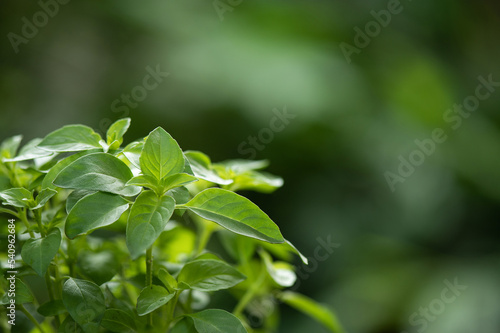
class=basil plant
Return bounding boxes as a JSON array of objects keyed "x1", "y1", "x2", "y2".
[{"x1": 0, "y1": 119, "x2": 342, "y2": 333}]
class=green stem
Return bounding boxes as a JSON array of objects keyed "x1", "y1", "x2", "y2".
[
  {"x1": 165, "y1": 292, "x2": 179, "y2": 331},
  {"x1": 57, "y1": 248, "x2": 68, "y2": 261},
  {"x1": 169, "y1": 293, "x2": 179, "y2": 318},
  {"x1": 196, "y1": 225, "x2": 213, "y2": 256},
  {"x1": 0, "y1": 208, "x2": 19, "y2": 219},
  {"x1": 146, "y1": 247, "x2": 153, "y2": 287},
  {"x1": 185, "y1": 290, "x2": 193, "y2": 314},
  {"x1": 33, "y1": 209, "x2": 45, "y2": 237},
  {"x1": 19, "y1": 304, "x2": 45, "y2": 333},
  {"x1": 53, "y1": 265, "x2": 62, "y2": 299},
  {"x1": 7, "y1": 162, "x2": 22, "y2": 188},
  {"x1": 233, "y1": 266, "x2": 267, "y2": 317},
  {"x1": 44, "y1": 271, "x2": 61, "y2": 328},
  {"x1": 177, "y1": 298, "x2": 189, "y2": 314},
  {"x1": 19, "y1": 209, "x2": 34, "y2": 238},
  {"x1": 66, "y1": 239, "x2": 75, "y2": 277},
  {"x1": 0, "y1": 163, "x2": 10, "y2": 178},
  {"x1": 45, "y1": 271, "x2": 55, "y2": 301},
  {"x1": 146, "y1": 246, "x2": 153, "y2": 327}
]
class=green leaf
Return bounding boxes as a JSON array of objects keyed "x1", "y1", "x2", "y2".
[
  {"x1": 38, "y1": 125, "x2": 102, "y2": 152},
  {"x1": 122, "y1": 140, "x2": 144, "y2": 169},
  {"x1": 184, "y1": 151, "x2": 232, "y2": 185},
  {"x1": 284, "y1": 239, "x2": 309, "y2": 265},
  {"x1": 157, "y1": 225, "x2": 196, "y2": 262},
  {"x1": 0, "y1": 207, "x2": 18, "y2": 217},
  {"x1": 66, "y1": 190, "x2": 95, "y2": 214},
  {"x1": 279, "y1": 291, "x2": 343, "y2": 333},
  {"x1": 161, "y1": 173, "x2": 198, "y2": 192},
  {"x1": 218, "y1": 231, "x2": 255, "y2": 264},
  {"x1": 62, "y1": 278, "x2": 106, "y2": 330},
  {"x1": 193, "y1": 252, "x2": 223, "y2": 261},
  {"x1": 0, "y1": 188, "x2": 32, "y2": 208},
  {"x1": 187, "y1": 309, "x2": 248, "y2": 333},
  {"x1": 260, "y1": 239, "x2": 309, "y2": 265},
  {"x1": 218, "y1": 159, "x2": 269, "y2": 172},
  {"x1": 259, "y1": 250, "x2": 296, "y2": 287},
  {"x1": 171, "y1": 318, "x2": 197, "y2": 333},
  {"x1": 182, "y1": 188, "x2": 284, "y2": 244},
  {"x1": 0, "y1": 175, "x2": 10, "y2": 192},
  {"x1": 65, "y1": 192, "x2": 129, "y2": 239},
  {"x1": 100, "y1": 308, "x2": 137, "y2": 332},
  {"x1": 230, "y1": 171, "x2": 284, "y2": 193},
  {"x1": 38, "y1": 300, "x2": 67, "y2": 317},
  {"x1": 140, "y1": 127, "x2": 184, "y2": 181},
  {"x1": 125, "y1": 174, "x2": 161, "y2": 195},
  {"x1": 58, "y1": 315, "x2": 83, "y2": 333},
  {"x1": 136, "y1": 285, "x2": 174, "y2": 316},
  {"x1": 177, "y1": 259, "x2": 246, "y2": 292},
  {"x1": 42, "y1": 150, "x2": 97, "y2": 190},
  {"x1": 214, "y1": 160, "x2": 282, "y2": 193},
  {"x1": 106, "y1": 118, "x2": 131, "y2": 147},
  {"x1": 167, "y1": 186, "x2": 191, "y2": 205},
  {"x1": 78, "y1": 250, "x2": 120, "y2": 285},
  {"x1": 21, "y1": 228, "x2": 62, "y2": 277},
  {"x1": 32, "y1": 188, "x2": 58, "y2": 210},
  {"x1": 0, "y1": 135, "x2": 23, "y2": 160},
  {"x1": 0, "y1": 278, "x2": 34, "y2": 304},
  {"x1": 3, "y1": 138, "x2": 55, "y2": 162},
  {"x1": 126, "y1": 191, "x2": 175, "y2": 259},
  {"x1": 53, "y1": 152, "x2": 141, "y2": 196},
  {"x1": 158, "y1": 268, "x2": 178, "y2": 293}
]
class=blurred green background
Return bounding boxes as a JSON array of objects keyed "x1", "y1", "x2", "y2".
[{"x1": 1, "y1": 0, "x2": 500, "y2": 332}]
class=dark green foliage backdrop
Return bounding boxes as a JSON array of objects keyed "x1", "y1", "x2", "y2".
[{"x1": 1, "y1": 0, "x2": 500, "y2": 332}]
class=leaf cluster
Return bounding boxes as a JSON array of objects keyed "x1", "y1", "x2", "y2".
[{"x1": 0, "y1": 119, "x2": 342, "y2": 333}]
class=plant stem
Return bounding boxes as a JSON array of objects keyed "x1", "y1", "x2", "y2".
[
  {"x1": 53, "y1": 265, "x2": 62, "y2": 298},
  {"x1": 34, "y1": 208, "x2": 59, "y2": 328},
  {"x1": 66, "y1": 239, "x2": 75, "y2": 277},
  {"x1": 19, "y1": 304, "x2": 45, "y2": 333},
  {"x1": 146, "y1": 246, "x2": 153, "y2": 287},
  {"x1": 33, "y1": 209, "x2": 45, "y2": 237},
  {"x1": 45, "y1": 271, "x2": 56, "y2": 301},
  {"x1": 185, "y1": 290, "x2": 193, "y2": 314},
  {"x1": 45, "y1": 270, "x2": 61, "y2": 328},
  {"x1": 146, "y1": 246, "x2": 153, "y2": 327},
  {"x1": 233, "y1": 266, "x2": 267, "y2": 317},
  {"x1": 0, "y1": 208, "x2": 20, "y2": 219},
  {"x1": 7, "y1": 162, "x2": 22, "y2": 188},
  {"x1": 19, "y1": 209, "x2": 34, "y2": 238},
  {"x1": 165, "y1": 292, "x2": 179, "y2": 332},
  {"x1": 196, "y1": 224, "x2": 213, "y2": 256}
]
